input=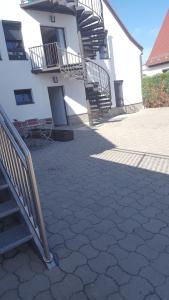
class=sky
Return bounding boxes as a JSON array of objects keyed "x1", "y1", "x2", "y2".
[{"x1": 110, "y1": 0, "x2": 169, "y2": 63}]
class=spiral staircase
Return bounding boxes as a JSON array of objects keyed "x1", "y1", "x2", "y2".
[{"x1": 21, "y1": 0, "x2": 112, "y2": 124}]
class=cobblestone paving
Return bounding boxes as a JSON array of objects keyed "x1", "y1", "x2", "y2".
[{"x1": 1, "y1": 108, "x2": 169, "y2": 299}]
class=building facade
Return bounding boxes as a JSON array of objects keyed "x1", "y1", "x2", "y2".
[
  {"x1": 0, "y1": 0, "x2": 143, "y2": 125},
  {"x1": 144, "y1": 10, "x2": 169, "y2": 77}
]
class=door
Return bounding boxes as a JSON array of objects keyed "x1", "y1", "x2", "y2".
[
  {"x1": 48, "y1": 86, "x2": 68, "y2": 126},
  {"x1": 114, "y1": 80, "x2": 124, "y2": 107},
  {"x1": 41, "y1": 26, "x2": 66, "y2": 67}
]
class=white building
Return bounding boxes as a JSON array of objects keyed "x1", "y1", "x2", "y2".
[{"x1": 0, "y1": 0, "x2": 143, "y2": 126}]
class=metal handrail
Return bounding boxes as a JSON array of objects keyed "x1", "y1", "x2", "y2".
[
  {"x1": 78, "y1": 0, "x2": 103, "y2": 20},
  {"x1": 29, "y1": 42, "x2": 111, "y2": 99},
  {"x1": 0, "y1": 104, "x2": 53, "y2": 264}
]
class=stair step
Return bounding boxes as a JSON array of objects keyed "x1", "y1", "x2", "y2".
[
  {"x1": 0, "y1": 224, "x2": 32, "y2": 254},
  {"x1": 79, "y1": 16, "x2": 99, "y2": 27},
  {"x1": 82, "y1": 29, "x2": 106, "y2": 37},
  {"x1": 0, "y1": 200, "x2": 19, "y2": 219},
  {"x1": 0, "y1": 184, "x2": 9, "y2": 192},
  {"x1": 82, "y1": 35, "x2": 105, "y2": 41},
  {"x1": 78, "y1": 10, "x2": 92, "y2": 23},
  {"x1": 81, "y1": 22, "x2": 104, "y2": 31},
  {"x1": 76, "y1": 6, "x2": 85, "y2": 15}
]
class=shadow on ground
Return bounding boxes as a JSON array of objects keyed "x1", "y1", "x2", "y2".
[{"x1": 1, "y1": 124, "x2": 169, "y2": 300}]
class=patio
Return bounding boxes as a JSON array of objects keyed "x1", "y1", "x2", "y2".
[{"x1": 1, "y1": 108, "x2": 169, "y2": 300}]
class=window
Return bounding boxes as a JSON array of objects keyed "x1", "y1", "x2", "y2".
[
  {"x1": 99, "y1": 31, "x2": 109, "y2": 59},
  {"x1": 14, "y1": 89, "x2": 34, "y2": 105},
  {"x1": 2, "y1": 21, "x2": 26, "y2": 60}
]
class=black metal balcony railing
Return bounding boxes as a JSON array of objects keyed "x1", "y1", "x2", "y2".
[
  {"x1": 29, "y1": 42, "x2": 111, "y2": 102},
  {"x1": 29, "y1": 42, "x2": 83, "y2": 74}
]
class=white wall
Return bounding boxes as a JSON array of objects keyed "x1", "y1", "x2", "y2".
[
  {"x1": 0, "y1": 0, "x2": 87, "y2": 121},
  {"x1": 143, "y1": 63, "x2": 169, "y2": 77},
  {"x1": 95, "y1": 1, "x2": 143, "y2": 107}
]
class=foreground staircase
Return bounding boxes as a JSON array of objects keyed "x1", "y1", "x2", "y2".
[
  {"x1": 0, "y1": 176, "x2": 32, "y2": 254},
  {"x1": 0, "y1": 105, "x2": 55, "y2": 268}
]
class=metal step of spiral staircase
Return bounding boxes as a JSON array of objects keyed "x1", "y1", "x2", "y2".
[
  {"x1": 0, "y1": 172, "x2": 32, "y2": 255},
  {"x1": 76, "y1": 4, "x2": 106, "y2": 59},
  {"x1": 86, "y1": 83, "x2": 112, "y2": 123}
]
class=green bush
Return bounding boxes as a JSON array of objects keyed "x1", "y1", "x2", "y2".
[{"x1": 142, "y1": 72, "x2": 169, "y2": 107}]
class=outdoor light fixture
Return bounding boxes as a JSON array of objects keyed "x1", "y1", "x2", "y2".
[
  {"x1": 50, "y1": 15, "x2": 55, "y2": 23},
  {"x1": 52, "y1": 76, "x2": 58, "y2": 83}
]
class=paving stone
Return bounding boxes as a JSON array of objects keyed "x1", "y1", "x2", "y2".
[
  {"x1": 85, "y1": 214, "x2": 100, "y2": 225},
  {"x1": 107, "y1": 293, "x2": 124, "y2": 300},
  {"x1": 48, "y1": 220, "x2": 68, "y2": 233},
  {"x1": 156, "y1": 278, "x2": 169, "y2": 300},
  {"x1": 51, "y1": 274, "x2": 83, "y2": 300},
  {"x1": 119, "y1": 252, "x2": 148, "y2": 275},
  {"x1": 108, "y1": 244, "x2": 129, "y2": 260},
  {"x1": 107, "y1": 265, "x2": 130, "y2": 285},
  {"x1": 145, "y1": 294, "x2": 161, "y2": 300},
  {"x1": 143, "y1": 219, "x2": 166, "y2": 233},
  {"x1": 88, "y1": 252, "x2": 116, "y2": 274},
  {"x1": 141, "y1": 207, "x2": 160, "y2": 218},
  {"x1": 0, "y1": 266, "x2": 6, "y2": 280},
  {"x1": 85, "y1": 275, "x2": 118, "y2": 300},
  {"x1": 152, "y1": 253, "x2": 169, "y2": 276},
  {"x1": 34, "y1": 291, "x2": 53, "y2": 300},
  {"x1": 83, "y1": 228, "x2": 100, "y2": 241},
  {"x1": 60, "y1": 252, "x2": 86, "y2": 273},
  {"x1": 19, "y1": 274, "x2": 50, "y2": 300},
  {"x1": 137, "y1": 245, "x2": 158, "y2": 260},
  {"x1": 53, "y1": 243, "x2": 72, "y2": 260},
  {"x1": 48, "y1": 233, "x2": 65, "y2": 248},
  {"x1": 0, "y1": 290, "x2": 19, "y2": 300},
  {"x1": 118, "y1": 219, "x2": 139, "y2": 233},
  {"x1": 15, "y1": 264, "x2": 35, "y2": 282},
  {"x1": 120, "y1": 277, "x2": 153, "y2": 300},
  {"x1": 0, "y1": 274, "x2": 18, "y2": 297},
  {"x1": 147, "y1": 234, "x2": 169, "y2": 252},
  {"x1": 119, "y1": 233, "x2": 143, "y2": 251},
  {"x1": 70, "y1": 292, "x2": 88, "y2": 300},
  {"x1": 66, "y1": 235, "x2": 89, "y2": 251},
  {"x1": 75, "y1": 265, "x2": 97, "y2": 284},
  {"x1": 46, "y1": 267, "x2": 65, "y2": 284},
  {"x1": 3, "y1": 253, "x2": 29, "y2": 272},
  {"x1": 118, "y1": 207, "x2": 137, "y2": 218},
  {"x1": 140, "y1": 266, "x2": 165, "y2": 287},
  {"x1": 94, "y1": 220, "x2": 114, "y2": 234},
  {"x1": 71, "y1": 220, "x2": 91, "y2": 234},
  {"x1": 92, "y1": 234, "x2": 116, "y2": 251},
  {"x1": 109, "y1": 227, "x2": 126, "y2": 240},
  {"x1": 79, "y1": 244, "x2": 99, "y2": 259},
  {"x1": 134, "y1": 227, "x2": 154, "y2": 240},
  {"x1": 132, "y1": 213, "x2": 149, "y2": 224}
]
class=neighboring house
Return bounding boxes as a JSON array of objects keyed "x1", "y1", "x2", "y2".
[
  {"x1": 0, "y1": 0, "x2": 143, "y2": 125},
  {"x1": 144, "y1": 10, "x2": 169, "y2": 77}
]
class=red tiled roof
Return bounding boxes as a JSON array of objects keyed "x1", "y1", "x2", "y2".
[{"x1": 147, "y1": 10, "x2": 169, "y2": 67}]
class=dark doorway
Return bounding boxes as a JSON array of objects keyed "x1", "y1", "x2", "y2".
[
  {"x1": 41, "y1": 26, "x2": 66, "y2": 67},
  {"x1": 114, "y1": 80, "x2": 124, "y2": 107},
  {"x1": 48, "y1": 86, "x2": 68, "y2": 126}
]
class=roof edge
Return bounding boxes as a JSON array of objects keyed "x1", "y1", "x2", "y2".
[{"x1": 103, "y1": 0, "x2": 143, "y2": 51}]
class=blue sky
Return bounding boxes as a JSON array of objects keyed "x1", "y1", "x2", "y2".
[{"x1": 110, "y1": 0, "x2": 169, "y2": 63}]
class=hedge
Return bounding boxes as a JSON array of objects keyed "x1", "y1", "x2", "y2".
[{"x1": 142, "y1": 72, "x2": 169, "y2": 107}]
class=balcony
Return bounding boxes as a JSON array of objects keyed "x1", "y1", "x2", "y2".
[
  {"x1": 20, "y1": 0, "x2": 75, "y2": 15},
  {"x1": 29, "y1": 42, "x2": 84, "y2": 77}
]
